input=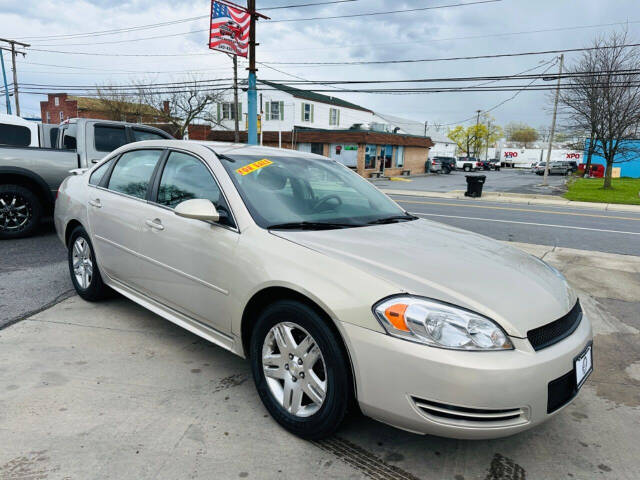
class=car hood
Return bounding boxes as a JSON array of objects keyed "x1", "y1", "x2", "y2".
[{"x1": 273, "y1": 219, "x2": 576, "y2": 337}]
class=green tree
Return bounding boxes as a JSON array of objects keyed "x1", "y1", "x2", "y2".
[
  {"x1": 505, "y1": 122, "x2": 539, "y2": 148},
  {"x1": 448, "y1": 124, "x2": 485, "y2": 156}
]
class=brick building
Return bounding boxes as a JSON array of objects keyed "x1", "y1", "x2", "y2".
[
  {"x1": 208, "y1": 128, "x2": 433, "y2": 178},
  {"x1": 40, "y1": 93, "x2": 166, "y2": 125}
]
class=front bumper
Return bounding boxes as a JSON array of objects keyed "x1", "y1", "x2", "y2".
[{"x1": 342, "y1": 313, "x2": 592, "y2": 439}]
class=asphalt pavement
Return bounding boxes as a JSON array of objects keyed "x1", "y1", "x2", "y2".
[
  {"x1": 374, "y1": 169, "x2": 567, "y2": 195},
  {"x1": 0, "y1": 224, "x2": 72, "y2": 329},
  {"x1": 392, "y1": 195, "x2": 640, "y2": 256}
]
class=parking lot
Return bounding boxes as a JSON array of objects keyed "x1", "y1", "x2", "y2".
[
  {"x1": 1, "y1": 242, "x2": 639, "y2": 479},
  {"x1": 373, "y1": 169, "x2": 567, "y2": 195},
  {"x1": 2, "y1": 193, "x2": 640, "y2": 478}
]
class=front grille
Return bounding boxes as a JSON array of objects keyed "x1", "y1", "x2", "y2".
[
  {"x1": 548, "y1": 370, "x2": 577, "y2": 413},
  {"x1": 411, "y1": 397, "x2": 528, "y2": 427},
  {"x1": 527, "y1": 300, "x2": 582, "y2": 351}
]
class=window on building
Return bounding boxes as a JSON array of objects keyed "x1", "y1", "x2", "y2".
[
  {"x1": 54, "y1": 97, "x2": 60, "y2": 106},
  {"x1": 396, "y1": 146, "x2": 405, "y2": 168},
  {"x1": 59, "y1": 111, "x2": 64, "y2": 121},
  {"x1": 220, "y1": 102, "x2": 240, "y2": 121},
  {"x1": 0, "y1": 124, "x2": 31, "y2": 147},
  {"x1": 265, "y1": 101, "x2": 283, "y2": 121},
  {"x1": 310, "y1": 143, "x2": 324, "y2": 155},
  {"x1": 94, "y1": 125, "x2": 128, "y2": 152},
  {"x1": 329, "y1": 108, "x2": 340, "y2": 126},
  {"x1": 364, "y1": 144, "x2": 377, "y2": 169},
  {"x1": 381, "y1": 145, "x2": 393, "y2": 169},
  {"x1": 302, "y1": 103, "x2": 314, "y2": 122}
]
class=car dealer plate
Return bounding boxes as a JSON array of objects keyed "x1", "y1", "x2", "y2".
[{"x1": 575, "y1": 344, "x2": 593, "y2": 389}]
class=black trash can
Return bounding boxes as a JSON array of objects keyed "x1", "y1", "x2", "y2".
[{"x1": 465, "y1": 175, "x2": 486, "y2": 198}]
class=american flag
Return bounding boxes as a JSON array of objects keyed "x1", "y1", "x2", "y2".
[{"x1": 209, "y1": 0, "x2": 250, "y2": 58}]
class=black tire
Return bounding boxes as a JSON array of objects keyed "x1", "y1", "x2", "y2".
[
  {"x1": 463, "y1": 165, "x2": 471, "y2": 172},
  {"x1": 444, "y1": 166, "x2": 451, "y2": 174},
  {"x1": 67, "y1": 226, "x2": 110, "y2": 301},
  {"x1": 250, "y1": 300, "x2": 350, "y2": 440},
  {"x1": 0, "y1": 184, "x2": 42, "y2": 240}
]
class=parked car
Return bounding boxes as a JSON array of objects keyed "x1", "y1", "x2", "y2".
[
  {"x1": 55, "y1": 140, "x2": 593, "y2": 440},
  {"x1": 489, "y1": 159, "x2": 501, "y2": 171},
  {"x1": 456, "y1": 157, "x2": 480, "y2": 172},
  {"x1": 561, "y1": 161, "x2": 578, "y2": 173},
  {"x1": 0, "y1": 118, "x2": 172, "y2": 239},
  {"x1": 534, "y1": 161, "x2": 570, "y2": 176},
  {"x1": 478, "y1": 159, "x2": 492, "y2": 171},
  {"x1": 431, "y1": 156, "x2": 456, "y2": 174}
]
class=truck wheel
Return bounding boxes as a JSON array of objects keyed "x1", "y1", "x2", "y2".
[
  {"x1": 463, "y1": 165, "x2": 471, "y2": 172},
  {"x1": 0, "y1": 184, "x2": 42, "y2": 240},
  {"x1": 444, "y1": 167, "x2": 451, "y2": 174}
]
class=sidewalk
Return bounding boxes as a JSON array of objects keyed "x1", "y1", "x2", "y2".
[{"x1": 381, "y1": 188, "x2": 640, "y2": 213}]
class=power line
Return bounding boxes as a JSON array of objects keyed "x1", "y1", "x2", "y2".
[
  {"x1": 260, "y1": 43, "x2": 640, "y2": 65},
  {"x1": 261, "y1": 0, "x2": 357, "y2": 10},
  {"x1": 268, "y1": 0, "x2": 501, "y2": 22}
]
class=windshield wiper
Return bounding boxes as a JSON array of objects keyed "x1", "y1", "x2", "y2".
[
  {"x1": 367, "y1": 214, "x2": 418, "y2": 225},
  {"x1": 268, "y1": 221, "x2": 361, "y2": 230}
]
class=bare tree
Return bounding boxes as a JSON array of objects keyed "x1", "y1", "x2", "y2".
[
  {"x1": 97, "y1": 78, "x2": 227, "y2": 139},
  {"x1": 560, "y1": 29, "x2": 640, "y2": 186},
  {"x1": 136, "y1": 78, "x2": 225, "y2": 139}
]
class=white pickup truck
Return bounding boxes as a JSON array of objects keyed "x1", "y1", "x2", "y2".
[{"x1": 456, "y1": 157, "x2": 481, "y2": 172}]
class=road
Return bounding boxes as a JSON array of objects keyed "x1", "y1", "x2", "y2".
[
  {"x1": 374, "y1": 168, "x2": 567, "y2": 195},
  {"x1": 391, "y1": 194, "x2": 640, "y2": 256}
]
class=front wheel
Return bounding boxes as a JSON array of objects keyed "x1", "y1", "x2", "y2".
[
  {"x1": 68, "y1": 226, "x2": 110, "y2": 301},
  {"x1": 463, "y1": 165, "x2": 471, "y2": 172},
  {"x1": 250, "y1": 300, "x2": 350, "y2": 440},
  {"x1": 0, "y1": 184, "x2": 42, "y2": 239}
]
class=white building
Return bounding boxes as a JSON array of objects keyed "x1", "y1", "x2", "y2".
[
  {"x1": 213, "y1": 80, "x2": 377, "y2": 133},
  {"x1": 370, "y1": 113, "x2": 457, "y2": 158}
]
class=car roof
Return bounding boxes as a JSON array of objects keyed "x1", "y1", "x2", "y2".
[{"x1": 115, "y1": 139, "x2": 332, "y2": 162}]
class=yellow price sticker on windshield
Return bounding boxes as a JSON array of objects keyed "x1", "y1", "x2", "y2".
[{"x1": 236, "y1": 159, "x2": 273, "y2": 176}]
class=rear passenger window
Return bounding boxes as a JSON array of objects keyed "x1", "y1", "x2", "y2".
[
  {"x1": 89, "y1": 159, "x2": 113, "y2": 186},
  {"x1": 0, "y1": 123, "x2": 31, "y2": 147},
  {"x1": 95, "y1": 125, "x2": 128, "y2": 152},
  {"x1": 108, "y1": 150, "x2": 163, "y2": 199},
  {"x1": 132, "y1": 129, "x2": 167, "y2": 142}
]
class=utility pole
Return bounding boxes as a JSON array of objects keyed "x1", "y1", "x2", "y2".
[
  {"x1": 474, "y1": 109, "x2": 481, "y2": 158},
  {"x1": 231, "y1": 54, "x2": 240, "y2": 143},
  {"x1": 543, "y1": 54, "x2": 564, "y2": 186},
  {"x1": 0, "y1": 39, "x2": 29, "y2": 117},
  {"x1": 485, "y1": 120, "x2": 491, "y2": 161},
  {"x1": 247, "y1": 0, "x2": 258, "y2": 145},
  {"x1": 0, "y1": 51, "x2": 10, "y2": 114}
]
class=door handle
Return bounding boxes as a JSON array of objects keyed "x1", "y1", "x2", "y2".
[
  {"x1": 89, "y1": 199, "x2": 101, "y2": 208},
  {"x1": 145, "y1": 218, "x2": 165, "y2": 231}
]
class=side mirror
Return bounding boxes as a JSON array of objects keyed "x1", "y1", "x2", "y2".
[{"x1": 174, "y1": 199, "x2": 220, "y2": 223}]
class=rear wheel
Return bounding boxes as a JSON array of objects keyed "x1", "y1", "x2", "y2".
[
  {"x1": 0, "y1": 184, "x2": 42, "y2": 240},
  {"x1": 463, "y1": 165, "x2": 471, "y2": 172},
  {"x1": 250, "y1": 300, "x2": 350, "y2": 440},
  {"x1": 68, "y1": 226, "x2": 110, "y2": 301}
]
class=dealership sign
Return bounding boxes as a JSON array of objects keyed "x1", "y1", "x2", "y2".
[{"x1": 209, "y1": 0, "x2": 250, "y2": 57}]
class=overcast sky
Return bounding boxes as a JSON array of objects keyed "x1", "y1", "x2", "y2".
[{"x1": 1, "y1": 0, "x2": 638, "y2": 131}]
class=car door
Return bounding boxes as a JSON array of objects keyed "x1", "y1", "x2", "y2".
[
  {"x1": 87, "y1": 148, "x2": 165, "y2": 288},
  {"x1": 134, "y1": 149, "x2": 240, "y2": 334}
]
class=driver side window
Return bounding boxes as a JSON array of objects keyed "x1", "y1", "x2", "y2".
[{"x1": 157, "y1": 151, "x2": 233, "y2": 227}]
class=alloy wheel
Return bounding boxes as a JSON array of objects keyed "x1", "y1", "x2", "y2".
[
  {"x1": 262, "y1": 322, "x2": 327, "y2": 417},
  {"x1": 72, "y1": 237, "x2": 93, "y2": 290},
  {"x1": 0, "y1": 193, "x2": 31, "y2": 232}
]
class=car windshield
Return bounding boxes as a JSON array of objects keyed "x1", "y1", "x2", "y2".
[{"x1": 214, "y1": 151, "x2": 410, "y2": 229}]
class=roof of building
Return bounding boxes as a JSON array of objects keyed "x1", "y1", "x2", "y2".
[
  {"x1": 259, "y1": 80, "x2": 373, "y2": 113},
  {"x1": 373, "y1": 112, "x2": 454, "y2": 144},
  {"x1": 68, "y1": 96, "x2": 163, "y2": 116}
]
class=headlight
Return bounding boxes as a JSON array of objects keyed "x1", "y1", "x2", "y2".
[{"x1": 373, "y1": 296, "x2": 513, "y2": 351}]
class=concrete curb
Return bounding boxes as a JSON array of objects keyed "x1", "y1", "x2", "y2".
[{"x1": 380, "y1": 188, "x2": 640, "y2": 213}]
